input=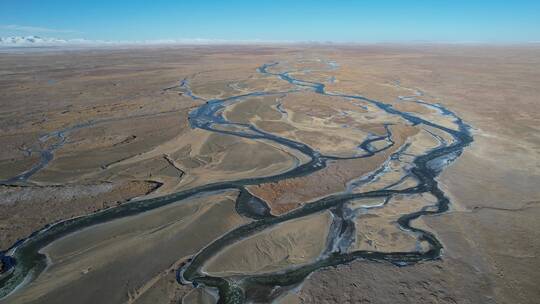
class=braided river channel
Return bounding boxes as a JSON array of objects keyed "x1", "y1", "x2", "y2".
[{"x1": 0, "y1": 59, "x2": 473, "y2": 303}]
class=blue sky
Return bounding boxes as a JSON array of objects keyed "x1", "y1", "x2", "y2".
[{"x1": 1, "y1": 0, "x2": 539, "y2": 42}]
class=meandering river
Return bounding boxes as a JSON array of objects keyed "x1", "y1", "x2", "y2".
[{"x1": 0, "y1": 58, "x2": 473, "y2": 303}]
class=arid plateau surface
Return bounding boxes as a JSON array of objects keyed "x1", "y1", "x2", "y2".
[{"x1": 0, "y1": 45, "x2": 539, "y2": 304}]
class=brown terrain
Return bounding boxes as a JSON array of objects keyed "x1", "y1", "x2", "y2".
[
  {"x1": 248, "y1": 124, "x2": 417, "y2": 215},
  {"x1": 0, "y1": 45, "x2": 538, "y2": 304},
  {"x1": 0, "y1": 181, "x2": 160, "y2": 250}
]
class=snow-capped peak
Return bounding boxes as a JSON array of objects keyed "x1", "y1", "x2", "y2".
[{"x1": 0, "y1": 35, "x2": 69, "y2": 46}]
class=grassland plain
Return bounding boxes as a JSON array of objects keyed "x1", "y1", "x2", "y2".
[{"x1": 0, "y1": 45, "x2": 538, "y2": 303}]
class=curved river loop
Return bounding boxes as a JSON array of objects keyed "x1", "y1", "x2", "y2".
[{"x1": 0, "y1": 58, "x2": 473, "y2": 303}]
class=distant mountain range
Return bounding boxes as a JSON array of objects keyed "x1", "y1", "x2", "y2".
[
  {"x1": 0, "y1": 36, "x2": 296, "y2": 48},
  {"x1": 0, "y1": 36, "x2": 87, "y2": 46}
]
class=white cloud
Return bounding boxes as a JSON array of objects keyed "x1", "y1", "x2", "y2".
[{"x1": 0, "y1": 24, "x2": 79, "y2": 34}]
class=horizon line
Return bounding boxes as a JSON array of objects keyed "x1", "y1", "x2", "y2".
[{"x1": 1, "y1": 36, "x2": 540, "y2": 49}]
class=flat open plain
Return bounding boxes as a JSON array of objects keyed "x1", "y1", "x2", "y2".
[{"x1": 0, "y1": 45, "x2": 538, "y2": 303}]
